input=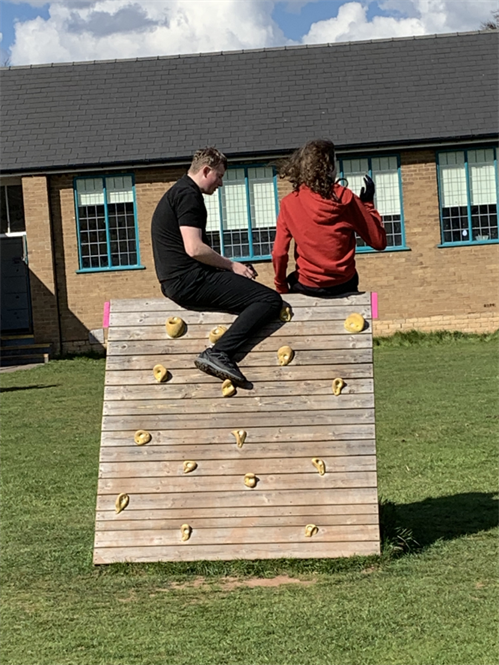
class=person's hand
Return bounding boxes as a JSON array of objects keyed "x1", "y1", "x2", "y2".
[
  {"x1": 232, "y1": 261, "x2": 256, "y2": 279},
  {"x1": 359, "y1": 175, "x2": 375, "y2": 203}
]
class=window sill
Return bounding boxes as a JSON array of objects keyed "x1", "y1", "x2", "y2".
[
  {"x1": 437, "y1": 240, "x2": 499, "y2": 248},
  {"x1": 76, "y1": 265, "x2": 146, "y2": 274},
  {"x1": 356, "y1": 246, "x2": 410, "y2": 254}
]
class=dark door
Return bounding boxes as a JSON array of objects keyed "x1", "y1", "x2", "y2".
[{"x1": 0, "y1": 235, "x2": 31, "y2": 332}]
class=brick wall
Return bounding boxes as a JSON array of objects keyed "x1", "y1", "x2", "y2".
[
  {"x1": 37, "y1": 149, "x2": 499, "y2": 353},
  {"x1": 22, "y1": 175, "x2": 61, "y2": 352}
]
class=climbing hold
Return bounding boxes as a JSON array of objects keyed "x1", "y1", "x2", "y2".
[
  {"x1": 311, "y1": 458, "x2": 326, "y2": 476},
  {"x1": 183, "y1": 460, "x2": 198, "y2": 474},
  {"x1": 344, "y1": 313, "x2": 365, "y2": 334},
  {"x1": 153, "y1": 364, "x2": 168, "y2": 382},
  {"x1": 332, "y1": 378, "x2": 345, "y2": 396},
  {"x1": 279, "y1": 305, "x2": 293, "y2": 322},
  {"x1": 221, "y1": 379, "x2": 236, "y2": 397},
  {"x1": 209, "y1": 325, "x2": 227, "y2": 344},
  {"x1": 115, "y1": 493, "x2": 129, "y2": 514},
  {"x1": 231, "y1": 429, "x2": 247, "y2": 448},
  {"x1": 134, "y1": 430, "x2": 152, "y2": 446},
  {"x1": 244, "y1": 473, "x2": 257, "y2": 488},
  {"x1": 277, "y1": 345, "x2": 294, "y2": 366},
  {"x1": 305, "y1": 524, "x2": 318, "y2": 537},
  {"x1": 166, "y1": 316, "x2": 186, "y2": 338},
  {"x1": 180, "y1": 524, "x2": 192, "y2": 541}
]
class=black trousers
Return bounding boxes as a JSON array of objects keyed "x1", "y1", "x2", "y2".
[
  {"x1": 287, "y1": 271, "x2": 359, "y2": 298},
  {"x1": 161, "y1": 268, "x2": 282, "y2": 357}
]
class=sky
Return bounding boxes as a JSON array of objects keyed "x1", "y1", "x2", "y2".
[{"x1": 0, "y1": 0, "x2": 497, "y2": 67}]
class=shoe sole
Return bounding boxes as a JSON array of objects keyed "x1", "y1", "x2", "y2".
[{"x1": 194, "y1": 357, "x2": 247, "y2": 387}]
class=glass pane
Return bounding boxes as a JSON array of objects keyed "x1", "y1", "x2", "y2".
[
  {"x1": 471, "y1": 203, "x2": 498, "y2": 241},
  {"x1": 5, "y1": 185, "x2": 25, "y2": 232},
  {"x1": 77, "y1": 178, "x2": 104, "y2": 206},
  {"x1": 439, "y1": 152, "x2": 467, "y2": 207},
  {"x1": 78, "y1": 204, "x2": 107, "y2": 267},
  {"x1": 469, "y1": 149, "x2": 496, "y2": 206},
  {"x1": 108, "y1": 202, "x2": 138, "y2": 266},
  {"x1": 222, "y1": 169, "x2": 248, "y2": 231},
  {"x1": 373, "y1": 171, "x2": 400, "y2": 216},
  {"x1": 441, "y1": 206, "x2": 469, "y2": 243},
  {"x1": 249, "y1": 168, "x2": 276, "y2": 229},
  {"x1": 0, "y1": 187, "x2": 8, "y2": 234},
  {"x1": 106, "y1": 176, "x2": 134, "y2": 204},
  {"x1": 203, "y1": 190, "x2": 221, "y2": 232},
  {"x1": 342, "y1": 159, "x2": 369, "y2": 196}
]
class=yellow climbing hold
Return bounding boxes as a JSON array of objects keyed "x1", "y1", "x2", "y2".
[
  {"x1": 166, "y1": 316, "x2": 186, "y2": 338},
  {"x1": 277, "y1": 345, "x2": 294, "y2": 366},
  {"x1": 332, "y1": 378, "x2": 345, "y2": 396},
  {"x1": 209, "y1": 325, "x2": 227, "y2": 344},
  {"x1": 183, "y1": 460, "x2": 198, "y2": 474},
  {"x1": 344, "y1": 313, "x2": 365, "y2": 334},
  {"x1": 231, "y1": 429, "x2": 247, "y2": 448},
  {"x1": 134, "y1": 430, "x2": 152, "y2": 446},
  {"x1": 180, "y1": 524, "x2": 192, "y2": 541},
  {"x1": 311, "y1": 458, "x2": 326, "y2": 476},
  {"x1": 115, "y1": 493, "x2": 129, "y2": 514},
  {"x1": 279, "y1": 305, "x2": 293, "y2": 322},
  {"x1": 244, "y1": 473, "x2": 257, "y2": 488},
  {"x1": 305, "y1": 524, "x2": 318, "y2": 537},
  {"x1": 221, "y1": 379, "x2": 236, "y2": 397},
  {"x1": 153, "y1": 364, "x2": 168, "y2": 382}
]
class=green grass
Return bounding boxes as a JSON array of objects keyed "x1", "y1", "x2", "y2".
[{"x1": 1, "y1": 336, "x2": 498, "y2": 665}]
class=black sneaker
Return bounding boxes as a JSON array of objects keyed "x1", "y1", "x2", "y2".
[{"x1": 194, "y1": 348, "x2": 247, "y2": 386}]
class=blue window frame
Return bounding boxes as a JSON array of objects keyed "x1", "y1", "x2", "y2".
[
  {"x1": 74, "y1": 174, "x2": 142, "y2": 272},
  {"x1": 203, "y1": 165, "x2": 279, "y2": 260},
  {"x1": 437, "y1": 148, "x2": 498, "y2": 246},
  {"x1": 339, "y1": 154, "x2": 406, "y2": 252}
]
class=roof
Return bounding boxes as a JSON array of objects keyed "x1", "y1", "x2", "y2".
[{"x1": 1, "y1": 30, "x2": 498, "y2": 175}]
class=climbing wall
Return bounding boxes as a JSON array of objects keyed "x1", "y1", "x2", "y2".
[{"x1": 94, "y1": 292, "x2": 380, "y2": 563}]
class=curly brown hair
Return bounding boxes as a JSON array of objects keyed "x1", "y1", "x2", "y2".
[{"x1": 279, "y1": 139, "x2": 337, "y2": 199}]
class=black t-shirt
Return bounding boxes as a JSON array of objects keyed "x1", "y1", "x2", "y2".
[{"x1": 151, "y1": 174, "x2": 214, "y2": 282}]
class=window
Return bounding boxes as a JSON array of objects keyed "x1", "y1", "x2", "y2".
[
  {"x1": 203, "y1": 166, "x2": 278, "y2": 260},
  {"x1": 74, "y1": 175, "x2": 141, "y2": 271},
  {"x1": 437, "y1": 148, "x2": 498, "y2": 245},
  {"x1": 0, "y1": 185, "x2": 25, "y2": 235},
  {"x1": 340, "y1": 155, "x2": 405, "y2": 251}
]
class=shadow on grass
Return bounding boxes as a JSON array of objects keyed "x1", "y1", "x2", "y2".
[
  {"x1": 380, "y1": 491, "x2": 499, "y2": 556},
  {"x1": 0, "y1": 384, "x2": 60, "y2": 392}
]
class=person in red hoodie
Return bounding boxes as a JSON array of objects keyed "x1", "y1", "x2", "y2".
[{"x1": 272, "y1": 139, "x2": 387, "y2": 296}]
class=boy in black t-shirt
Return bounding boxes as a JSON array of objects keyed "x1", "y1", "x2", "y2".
[{"x1": 151, "y1": 147, "x2": 282, "y2": 386}]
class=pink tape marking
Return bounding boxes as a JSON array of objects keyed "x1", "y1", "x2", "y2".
[
  {"x1": 371, "y1": 292, "x2": 378, "y2": 319},
  {"x1": 103, "y1": 301, "x2": 110, "y2": 328}
]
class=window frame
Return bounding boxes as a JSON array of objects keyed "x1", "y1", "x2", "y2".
[
  {"x1": 73, "y1": 173, "x2": 143, "y2": 273},
  {"x1": 206, "y1": 164, "x2": 280, "y2": 261},
  {"x1": 338, "y1": 153, "x2": 408, "y2": 253},
  {"x1": 436, "y1": 147, "x2": 499, "y2": 248}
]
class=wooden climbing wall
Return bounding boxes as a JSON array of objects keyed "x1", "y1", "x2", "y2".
[{"x1": 94, "y1": 292, "x2": 380, "y2": 563}]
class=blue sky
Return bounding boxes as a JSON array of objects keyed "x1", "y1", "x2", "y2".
[{"x1": 0, "y1": 0, "x2": 496, "y2": 66}]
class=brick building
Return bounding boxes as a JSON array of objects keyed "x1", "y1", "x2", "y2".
[{"x1": 1, "y1": 30, "x2": 498, "y2": 355}]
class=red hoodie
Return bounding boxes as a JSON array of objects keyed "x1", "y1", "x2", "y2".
[{"x1": 272, "y1": 184, "x2": 387, "y2": 293}]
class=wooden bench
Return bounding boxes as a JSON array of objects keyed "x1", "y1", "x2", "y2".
[{"x1": 94, "y1": 292, "x2": 380, "y2": 563}]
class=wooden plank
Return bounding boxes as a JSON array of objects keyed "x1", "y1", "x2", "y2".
[
  {"x1": 103, "y1": 393, "x2": 374, "y2": 416},
  {"x1": 99, "y1": 456, "x2": 377, "y2": 478},
  {"x1": 95, "y1": 487, "x2": 378, "y2": 510},
  {"x1": 96, "y1": 503, "x2": 378, "y2": 522},
  {"x1": 105, "y1": 348, "x2": 372, "y2": 368},
  {"x1": 97, "y1": 471, "x2": 376, "y2": 494},
  {"x1": 93, "y1": 540, "x2": 380, "y2": 563},
  {"x1": 102, "y1": 409, "x2": 375, "y2": 431},
  {"x1": 98, "y1": 441, "x2": 376, "y2": 460},
  {"x1": 108, "y1": 323, "x2": 373, "y2": 343},
  {"x1": 104, "y1": 378, "x2": 373, "y2": 401},
  {"x1": 104, "y1": 364, "x2": 374, "y2": 386},
  {"x1": 109, "y1": 307, "x2": 372, "y2": 327},
  {"x1": 100, "y1": 425, "x2": 376, "y2": 444},
  {"x1": 95, "y1": 513, "x2": 379, "y2": 530},
  {"x1": 107, "y1": 333, "x2": 372, "y2": 354},
  {"x1": 94, "y1": 524, "x2": 379, "y2": 548},
  {"x1": 109, "y1": 292, "x2": 371, "y2": 312}
]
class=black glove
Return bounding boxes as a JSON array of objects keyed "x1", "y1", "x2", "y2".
[{"x1": 359, "y1": 175, "x2": 375, "y2": 203}]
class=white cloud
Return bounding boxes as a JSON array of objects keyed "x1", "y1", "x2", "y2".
[
  {"x1": 9, "y1": 0, "x2": 288, "y2": 65},
  {"x1": 301, "y1": 0, "x2": 498, "y2": 44}
]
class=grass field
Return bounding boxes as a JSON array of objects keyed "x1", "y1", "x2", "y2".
[{"x1": 1, "y1": 332, "x2": 498, "y2": 665}]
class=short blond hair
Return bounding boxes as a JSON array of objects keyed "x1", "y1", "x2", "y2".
[{"x1": 189, "y1": 147, "x2": 228, "y2": 173}]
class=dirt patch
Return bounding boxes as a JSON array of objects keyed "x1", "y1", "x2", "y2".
[{"x1": 163, "y1": 575, "x2": 315, "y2": 591}]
